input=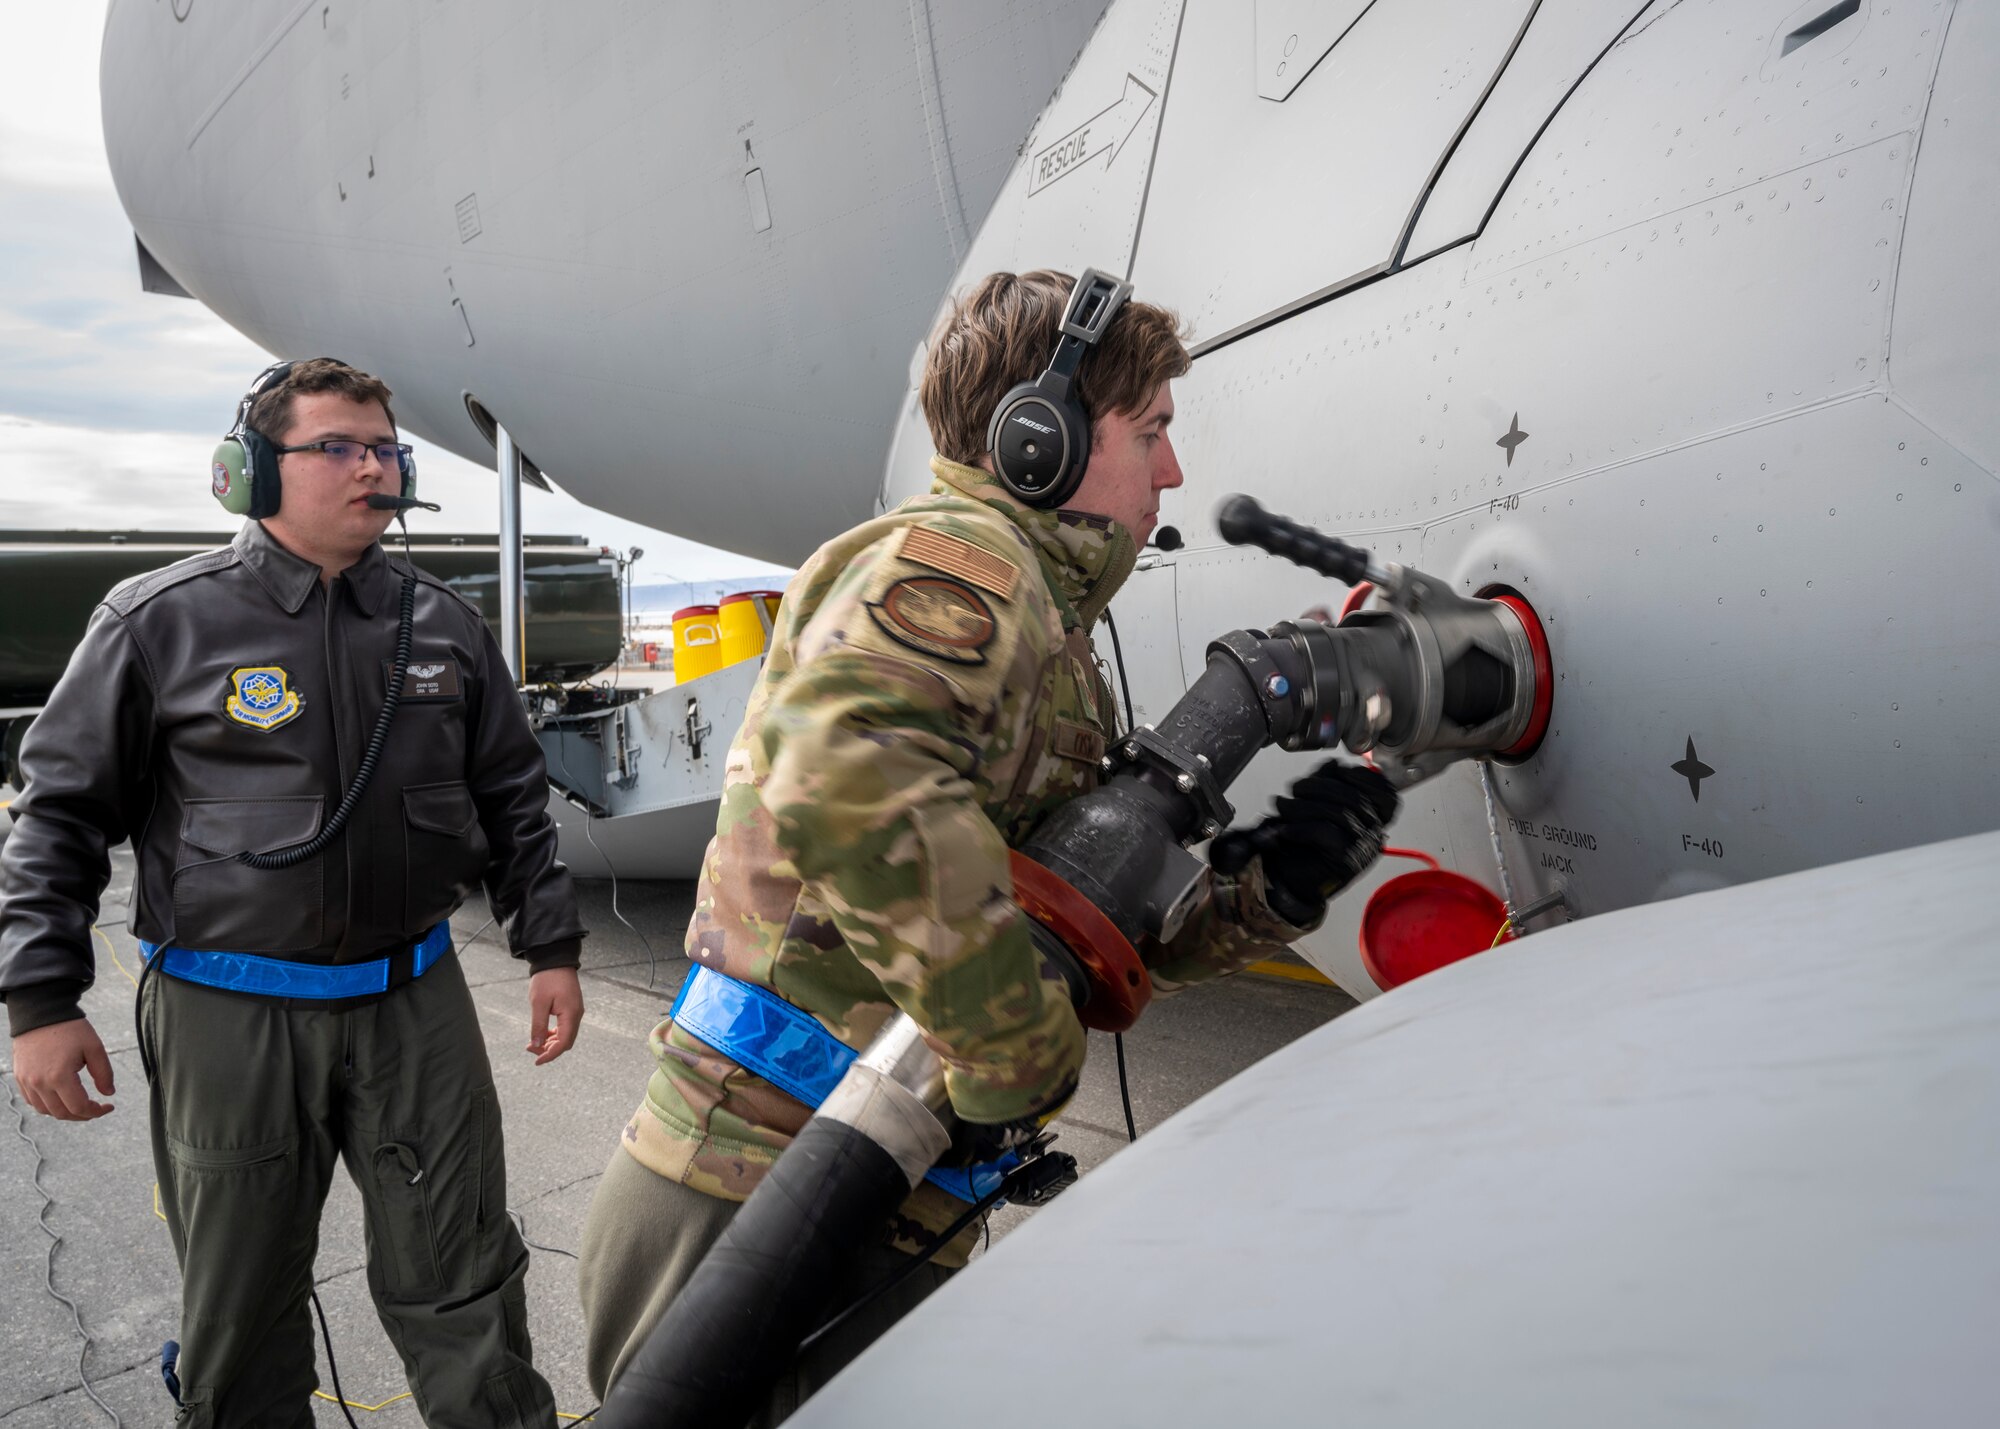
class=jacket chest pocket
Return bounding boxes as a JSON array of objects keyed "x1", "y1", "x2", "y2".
[
  {"x1": 402, "y1": 782, "x2": 490, "y2": 932},
  {"x1": 172, "y1": 797, "x2": 326, "y2": 953}
]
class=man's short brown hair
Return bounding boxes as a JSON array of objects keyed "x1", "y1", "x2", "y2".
[
  {"x1": 247, "y1": 357, "x2": 396, "y2": 442},
  {"x1": 920, "y1": 270, "x2": 1189, "y2": 466}
]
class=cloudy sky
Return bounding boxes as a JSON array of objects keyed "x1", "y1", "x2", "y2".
[{"x1": 0, "y1": 8, "x2": 769, "y2": 586}]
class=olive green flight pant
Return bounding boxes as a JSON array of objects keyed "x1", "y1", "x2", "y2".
[
  {"x1": 142, "y1": 953, "x2": 554, "y2": 1429},
  {"x1": 577, "y1": 1143, "x2": 953, "y2": 1423}
]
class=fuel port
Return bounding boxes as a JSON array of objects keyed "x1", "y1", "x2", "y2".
[{"x1": 1476, "y1": 585, "x2": 1553, "y2": 762}]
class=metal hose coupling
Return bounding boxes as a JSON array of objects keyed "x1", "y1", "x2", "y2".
[{"x1": 1215, "y1": 494, "x2": 1553, "y2": 784}]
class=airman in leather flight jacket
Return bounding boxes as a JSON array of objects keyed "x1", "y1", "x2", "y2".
[{"x1": 0, "y1": 520, "x2": 586, "y2": 1035}]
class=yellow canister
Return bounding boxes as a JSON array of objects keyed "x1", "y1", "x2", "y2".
[
  {"x1": 718, "y1": 589, "x2": 784, "y2": 668},
  {"x1": 672, "y1": 605, "x2": 722, "y2": 683}
]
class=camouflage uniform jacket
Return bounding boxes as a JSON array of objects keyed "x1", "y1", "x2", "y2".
[{"x1": 622, "y1": 457, "x2": 1315, "y2": 1260}]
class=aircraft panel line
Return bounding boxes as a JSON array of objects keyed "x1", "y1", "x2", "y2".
[
  {"x1": 1123, "y1": 0, "x2": 1191, "y2": 284},
  {"x1": 1391, "y1": 0, "x2": 1547, "y2": 271},
  {"x1": 1190, "y1": 0, "x2": 1656, "y2": 360}
]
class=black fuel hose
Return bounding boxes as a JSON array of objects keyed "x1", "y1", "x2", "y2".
[{"x1": 590, "y1": 1116, "x2": 915, "y2": 1429}]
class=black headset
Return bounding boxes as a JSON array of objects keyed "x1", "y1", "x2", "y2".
[
  {"x1": 986, "y1": 268, "x2": 1133, "y2": 509},
  {"x1": 211, "y1": 358, "x2": 416, "y2": 519}
]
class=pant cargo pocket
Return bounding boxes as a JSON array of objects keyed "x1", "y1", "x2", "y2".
[
  {"x1": 481, "y1": 1365, "x2": 549, "y2": 1429},
  {"x1": 370, "y1": 1142, "x2": 443, "y2": 1298}
]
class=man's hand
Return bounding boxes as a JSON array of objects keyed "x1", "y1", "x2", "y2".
[
  {"x1": 13, "y1": 1018, "x2": 116, "y2": 1121},
  {"x1": 1210, "y1": 761, "x2": 1401, "y2": 927},
  {"x1": 526, "y1": 967, "x2": 584, "y2": 1066}
]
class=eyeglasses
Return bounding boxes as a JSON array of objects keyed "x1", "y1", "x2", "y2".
[{"x1": 275, "y1": 439, "x2": 415, "y2": 475}]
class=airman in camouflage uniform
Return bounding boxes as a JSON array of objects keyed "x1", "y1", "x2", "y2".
[{"x1": 576, "y1": 271, "x2": 1368, "y2": 1408}]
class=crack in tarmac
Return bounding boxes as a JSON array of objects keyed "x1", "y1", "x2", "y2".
[{"x1": 0, "y1": 1352, "x2": 154, "y2": 1421}]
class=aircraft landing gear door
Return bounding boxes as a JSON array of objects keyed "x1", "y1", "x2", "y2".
[{"x1": 1104, "y1": 560, "x2": 1186, "y2": 732}]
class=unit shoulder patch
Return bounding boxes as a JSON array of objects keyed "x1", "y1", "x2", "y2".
[
  {"x1": 896, "y1": 526, "x2": 1019, "y2": 601},
  {"x1": 225, "y1": 665, "x2": 305, "y2": 731},
  {"x1": 865, "y1": 576, "x2": 997, "y2": 665}
]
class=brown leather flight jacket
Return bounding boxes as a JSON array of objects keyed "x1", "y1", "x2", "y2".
[{"x1": 0, "y1": 521, "x2": 585, "y2": 1034}]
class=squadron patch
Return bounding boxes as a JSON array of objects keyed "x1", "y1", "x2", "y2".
[
  {"x1": 225, "y1": 666, "x2": 304, "y2": 731},
  {"x1": 211, "y1": 461, "x2": 231, "y2": 499},
  {"x1": 866, "y1": 576, "x2": 997, "y2": 665}
]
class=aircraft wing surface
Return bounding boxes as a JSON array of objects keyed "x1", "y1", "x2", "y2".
[{"x1": 796, "y1": 829, "x2": 2000, "y2": 1426}]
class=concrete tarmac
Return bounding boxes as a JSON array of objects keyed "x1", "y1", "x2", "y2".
[{"x1": 0, "y1": 826, "x2": 1352, "y2": 1425}]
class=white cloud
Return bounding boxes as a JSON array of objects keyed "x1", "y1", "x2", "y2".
[{"x1": 0, "y1": 10, "x2": 115, "y2": 191}]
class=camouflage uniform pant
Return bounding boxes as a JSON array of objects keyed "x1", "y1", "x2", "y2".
[
  {"x1": 577, "y1": 1142, "x2": 954, "y2": 1419},
  {"x1": 144, "y1": 954, "x2": 554, "y2": 1428}
]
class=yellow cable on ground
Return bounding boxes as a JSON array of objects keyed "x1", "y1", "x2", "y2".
[
  {"x1": 313, "y1": 1387, "x2": 415, "y2": 1413},
  {"x1": 1246, "y1": 958, "x2": 1336, "y2": 986},
  {"x1": 94, "y1": 925, "x2": 136, "y2": 989}
]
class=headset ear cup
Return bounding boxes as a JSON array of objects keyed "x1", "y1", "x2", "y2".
[
  {"x1": 241, "y1": 428, "x2": 283, "y2": 520},
  {"x1": 989, "y1": 384, "x2": 1090, "y2": 509},
  {"x1": 210, "y1": 438, "x2": 255, "y2": 517}
]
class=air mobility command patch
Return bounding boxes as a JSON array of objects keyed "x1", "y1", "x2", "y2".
[
  {"x1": 225, "y1": 666, "x2": 304, "y2": 731},
  {"x1": 866, "y1": 575, "x2": 996, "y2": 665}
]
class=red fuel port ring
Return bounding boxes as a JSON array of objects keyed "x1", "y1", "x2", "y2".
[
  {"x1": 1480, "y1": 588, "x2": 1553, "y2": 761},
  {"x1": 1009, "y1": 851, "x2": 1151, "y2": 1033}
]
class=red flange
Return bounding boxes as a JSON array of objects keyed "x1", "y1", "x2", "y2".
[
  {"x1": 1009, "y1": 851, "x2": 1152, "y2": 1033},
  {"x1": 1485, "y1": 590, "x2": 1553, "y2": 761},
  {"x1": 1337, "y1": 580, "x2": 1376, "y2": 623}
]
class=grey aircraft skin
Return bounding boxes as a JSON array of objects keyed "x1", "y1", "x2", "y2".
[
  {"x1": 102, "y1": 0, "x2": 2000, "y2": 1000},
  {"x1": 94, "y1": 0, "x2": 2000, "y2": 1417}
]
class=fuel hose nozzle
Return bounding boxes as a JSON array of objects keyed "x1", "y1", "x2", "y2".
[{"x1": 1213, "y1": 494, "x2": 1552, "y2": 786}]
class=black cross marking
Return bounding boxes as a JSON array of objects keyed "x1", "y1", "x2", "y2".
[
  {"x1": 1671, "y1": 737, "x2": 1715, "y2": 802},
  {"x1": 1497, "y1": 413, "x2": 1529, "y2": 466}
]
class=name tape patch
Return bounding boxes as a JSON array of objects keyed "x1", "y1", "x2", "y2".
[{"x1": 385, "y1": 658, "x2": 462, "y2": 700}]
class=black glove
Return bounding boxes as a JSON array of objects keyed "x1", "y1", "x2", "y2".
[
  {"x1": 942, "y1": 1074, "x2": 1077, "y2": 1168},
  {"x1": 1209, "y1": 761, "x2": 1400, "y2": 927}
]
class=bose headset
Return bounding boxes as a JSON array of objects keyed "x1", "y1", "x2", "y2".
[
  {"x1": 986, "y1": 268, "x2": 1134, "y2": 509},
  {"x1": 211, "y1": 359, "x2": 419, "y2": 519}
]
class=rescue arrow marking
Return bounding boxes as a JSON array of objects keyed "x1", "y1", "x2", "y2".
[{"x1": 1027, "y1": 74, "x2": 1158, "y2": 196}]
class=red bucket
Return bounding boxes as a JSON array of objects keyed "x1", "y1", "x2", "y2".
[{"x1": 1359, "y1": 848, "x2": 1514, "y2": 991}]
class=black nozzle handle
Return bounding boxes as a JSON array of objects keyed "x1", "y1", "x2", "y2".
[{"x1": 1215, "y1": 495, "x2": 1372, "y2": 587}]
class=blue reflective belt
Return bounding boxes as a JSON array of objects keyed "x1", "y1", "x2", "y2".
[
  {"x1": 669, "y1": 963, "x2": 1017, "y2": 1203},
  {"x1": 140, "y1": 923, "x2": 452, "y2": 1000}
]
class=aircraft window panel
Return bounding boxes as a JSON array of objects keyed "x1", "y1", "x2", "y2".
[
  {"x1": 1404, "y1": 0, "x2": 1648, "y2": 263},
  {"x1": 1131, "y1": 0, "x2": 1537, "y2": 349},
  {"x1": 1254, "y1": 0, "x2": 1376, "y2": 103}
]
